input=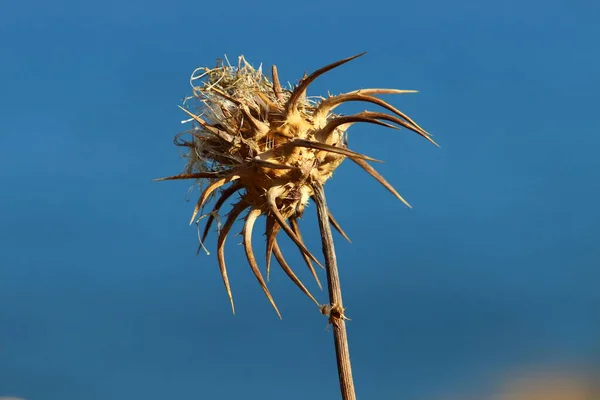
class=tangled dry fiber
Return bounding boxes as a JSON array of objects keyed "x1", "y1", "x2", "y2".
[{"x1": 157, "y1": 52, "x2": 438, "y2": 318}]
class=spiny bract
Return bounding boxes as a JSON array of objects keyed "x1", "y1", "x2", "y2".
[{"x1": 157, "y1": 52, "x2": 438, "y2": 318}]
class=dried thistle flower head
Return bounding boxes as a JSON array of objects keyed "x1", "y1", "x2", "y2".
[{"x1": 157, "y1": 52, "x2": 437, "y2": 318}]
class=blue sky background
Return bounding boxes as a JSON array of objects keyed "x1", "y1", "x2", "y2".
[{"x1": 1, "y1": 0, "x2": 599, "y2": 399}]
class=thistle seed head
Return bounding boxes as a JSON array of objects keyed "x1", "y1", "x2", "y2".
[{"x1": 157, "y1": 53, "x2": 438, "y2": 317}]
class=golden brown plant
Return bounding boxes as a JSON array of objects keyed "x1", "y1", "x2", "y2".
[
  {"x1": 157, "y1": 52, "x2": 437, "y2": 400},
  {"x1": 156, "y1": 52, "x2": 437, "y2": 318}
]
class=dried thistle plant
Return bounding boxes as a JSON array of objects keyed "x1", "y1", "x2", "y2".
[{"x1": 157, "y1": 52, "x2": 437, "y2": 400}]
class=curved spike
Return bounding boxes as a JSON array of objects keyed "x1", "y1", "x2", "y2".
[
  {"x1": 153, "y1": 171, "x2": 223, "y2": 182},
  {"x1": 272, "y1": 240, "x2": 319, "y2": 306},
  {"x1": 190, "y1": 175, "x2": 241, "y2": 225},
  {"x1": 350, "y1": 88, "x2": 418, "y2": 96},
  {"x1": 254, "y1": 138, "x2": 381, "y2": 165},
  {"x1": 286, "y1": 52, "x2": 367, "y2": 114},
  {"x1": 243, "y1": 207, "x2": 282, "y2": 319},
  {"x1": 360, "y1": 111, "x2": 439, "y2": 147},
  {"x1": 290, "y1": 217, "x2": 323, "y2": 289},
  {"x1": 266, "y1": 186, "x2": 324, "y2": 269},
  {"x1": 316, "y1": 115, "x2": 399, "y2": 143},
  {"x1": 178, "y1": 106, "x2": 235, "y2": 143},
  {"x1": 241, "y1": 105, "x2": 270, "y2": 136},
  {"x1": 298, "y1": 71, "x2": 309, "y2": 104},
  {"x1": 265, "y1": 216, "x2": 281, "y2": 281},
  {"x1": 200, "y1": 182, "x2": 243, "y2": 245},
  {"x1": 217, "y1": 200, "x2": 250, "y2": 314},
  {"x1": 254, "y1": 136, "x2": 383, "y2": 164},
  {"x1": 288, "y1": 138, "x2": 383, "y2": 162},
  {"x1": 327, "y1": 209, "x2": 352, "y2": 243},
  {"x1": 308, "y1": 195, "x2": 351, "y2": 243},
  {"x1": 351, "y1": 157, "x2": 412, "y2": 208},
  {"x1": 271, "y1": 65, "x2": 285, "y2": 102},
  {"x1": 315, "y1": 92, "x2": 428, "y2": 134}
]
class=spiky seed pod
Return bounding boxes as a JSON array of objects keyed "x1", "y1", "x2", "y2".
[{"x1": 157, "y1": 52, "x2": 438, "y2": 318}]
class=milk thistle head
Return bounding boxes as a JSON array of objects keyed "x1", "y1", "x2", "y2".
[{"x1": 156, "y1": 52, "x2": 438, "y2": 318}]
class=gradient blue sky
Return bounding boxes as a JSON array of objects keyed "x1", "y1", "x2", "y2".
[{"x1": 1, "y1": 0, "x2": 599, "y2": 399}]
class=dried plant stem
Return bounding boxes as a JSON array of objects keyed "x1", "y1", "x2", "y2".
[{"x1": 313, "y1": 182, "x2": 356, "y2": 400}]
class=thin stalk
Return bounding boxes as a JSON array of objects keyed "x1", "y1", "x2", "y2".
[{"x1": 312, "y1": 182, "x2": 356, "y2": 400}]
